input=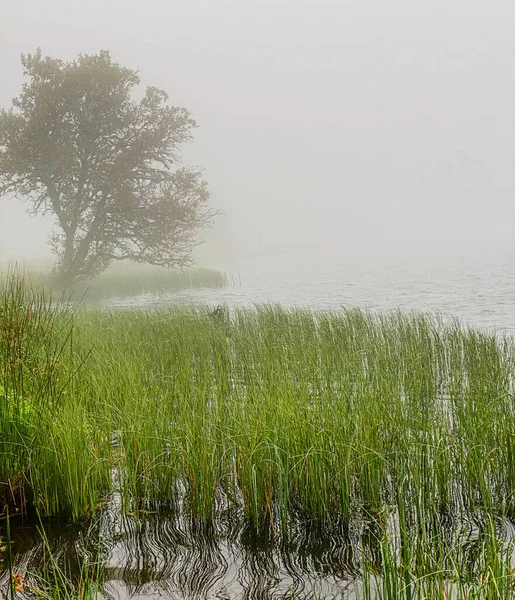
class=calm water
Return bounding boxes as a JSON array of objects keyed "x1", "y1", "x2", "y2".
[
  {"x1": 3, "y1": 251, "x2": 515, "y2": 599},
  {"x1": 1, "y1": 510, "x2": 373, "y2": 599},
  {"x1": 4, "y1": 507, "x2": 515, "y2": 600},
  {"x1": 106, "y1": 251, "x2": 515, "y2": 333}
]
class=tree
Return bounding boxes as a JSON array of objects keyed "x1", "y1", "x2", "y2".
[{"x1": 0, "y1": 50, "x2": 215, "y2": 284}]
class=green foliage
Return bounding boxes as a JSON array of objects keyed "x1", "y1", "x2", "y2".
[
  {"x1": 2, "y1": 291, "x2": 515, "y2": 524},
  {"x1": 0, "y1": 272, "x2": 110, "y2": 518},
  {"x1": 2, "y1": 274, "x2": 515, "y2": 595}
]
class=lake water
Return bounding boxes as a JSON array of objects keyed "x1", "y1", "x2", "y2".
[
  {"x1": 107, "y1": 250, "x2": 515, "y2": 334},
  {"x1": 5, "y1": 505, "x2": 515, "y2": 600}
]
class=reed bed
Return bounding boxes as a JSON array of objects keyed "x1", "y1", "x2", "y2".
[
  {"x1": 0, "y1": 263, "x2": 229, "y2": 303},
  {"x1": 58, "y1": 264, "x2": 230, "y2": 301},
  {"x1": 1, "y1": 274, "x2": 515, "y2": 597},
  {"x1": 65, "y1": 305, "x2": 515, "y2": 525}
]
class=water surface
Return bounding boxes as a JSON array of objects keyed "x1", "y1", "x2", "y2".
[{"x1": 105, "y1": 251, "x2": 515, "y2": 333}]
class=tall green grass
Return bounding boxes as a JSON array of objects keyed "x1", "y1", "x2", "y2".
[
  {"x1": 358, "y1": 511, "x2": 515, "y2": 599},
  {"x1": 57, "y1": 263, "x2": 230, "y2": 301},
  {"x1": 1, "y1": 274, "x2": 515, "y2": 595},
  {"x1": 0, "y1": 262, "x2": 230, "y2": 303},
  {"x1": 2, "y1": 284, "x2": 514, "y2": 525},
  {"x1": 0, "y1": 272, "x2": 110, "y2": 518},
  {"x1": 66, "y1": 305, "x2": 515, "y2": 527}
]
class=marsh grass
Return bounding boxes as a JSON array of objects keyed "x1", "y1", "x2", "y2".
[
  {"x1": 2, "y1": 291, "x2": 514, "y2": 525},
  {"x1": 56, "y1": 263, "x2": 230, "y2": 301},
  {"x1": 28, "y1": 517, "x2": 103, "y2": 600},
  {"x1": 358, "y1": 510, "x2": 515, "y2": 599},
  {"x1": 0, "y1": 262, "x2": 230, "y2": 304},
  {"x1": 49, "y1": 304, "x2": 515, "y2": 525},
  {"x1": 0, "y1": 272, "x2": 110, "y2": 518},
  {"x1": 1, "y1": 274, "x2": 515, "y2": 596}
]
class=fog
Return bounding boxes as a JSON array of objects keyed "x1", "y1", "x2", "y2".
[{"x1": 1, "y1": 0, "x2": 514, "y2": 265}]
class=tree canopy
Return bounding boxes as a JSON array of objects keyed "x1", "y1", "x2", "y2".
[{"x1": 0, "y1": 50, "x2": 215, "y2": 283}]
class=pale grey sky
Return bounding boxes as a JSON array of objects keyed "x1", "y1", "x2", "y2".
[{"x1": 1, "y1": 0, "x2": 514, "y2": 262}]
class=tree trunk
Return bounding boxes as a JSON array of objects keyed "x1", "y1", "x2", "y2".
[
  {"x1": 57, "y1": 231, "x2": 78, "y2": 286},
  {"x1": 55, "y1": 202, "x2": 105, "y2": 285}
]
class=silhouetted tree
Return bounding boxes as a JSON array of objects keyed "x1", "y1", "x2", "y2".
[{"x1": 0, "y1": 50, "x2": 215, "y2": 283}]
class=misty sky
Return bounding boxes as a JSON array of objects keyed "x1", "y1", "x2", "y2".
[{"x1": 1, "y1": 0, "x2": 514, "y2": 263}]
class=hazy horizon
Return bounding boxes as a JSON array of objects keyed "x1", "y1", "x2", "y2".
[{"x1": 1, "y1": 0, "x2": 514, "y2": 266}]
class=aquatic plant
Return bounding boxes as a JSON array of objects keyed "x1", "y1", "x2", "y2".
[
  {"x1": 58, "y1": 304, "x2": 514, "y2": 528},
  {"x1": 2, "y1": 284, "x2": 515, "y2": 525},
  {"x1": 0, "y1": 263, "x2": 230, "y2": 303},
  {"x1": 2, "y1": 274, "x2": 515, "y2": 595},
  {"x1": 0, "y1": 272, "x2": 110, "y2": 518}
]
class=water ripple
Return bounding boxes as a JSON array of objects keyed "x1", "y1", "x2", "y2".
[{"x1": 103, "y1": 253, "x2": 515, "y2": 334}]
